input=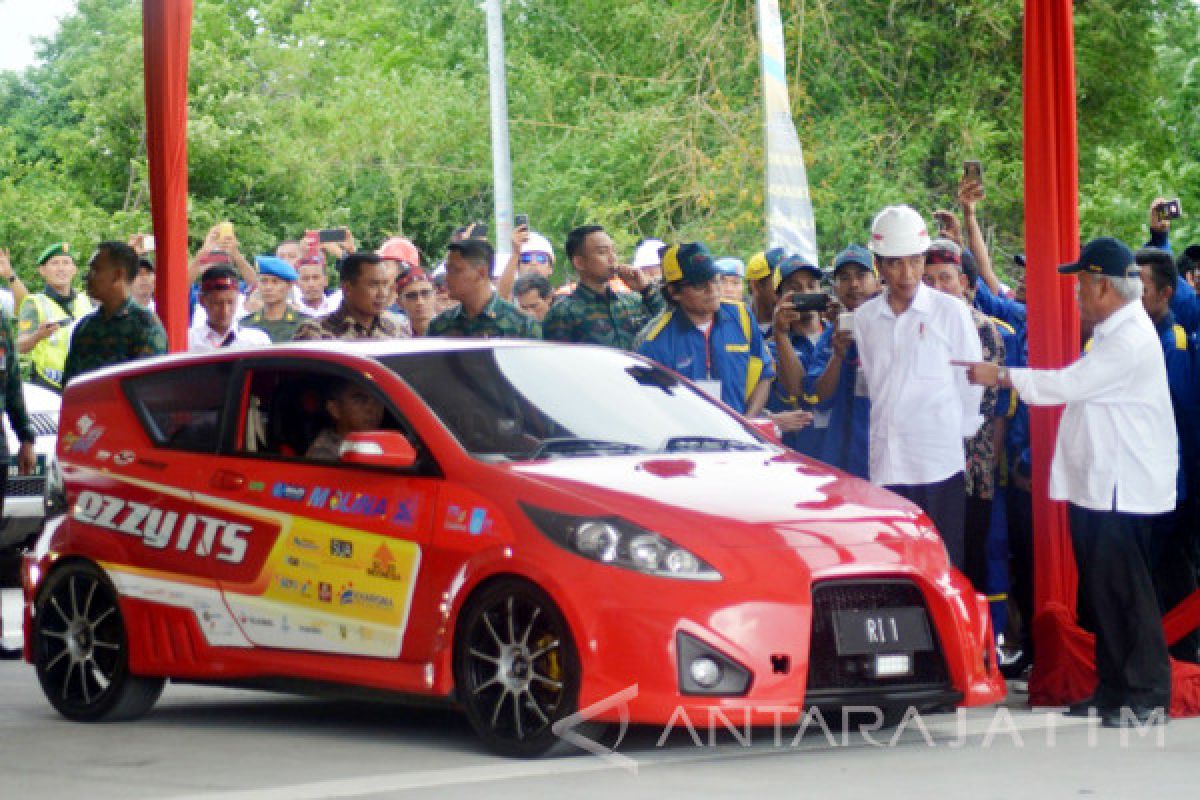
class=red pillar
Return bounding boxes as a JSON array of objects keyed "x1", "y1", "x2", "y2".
[
  {"x1": 142, "y1": 0, "x2": 193, "y2": 352},
  {"x1": 1022, "y1": 0, "x2": 1081, "y2": 681}
]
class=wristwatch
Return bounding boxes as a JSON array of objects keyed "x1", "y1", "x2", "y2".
[{"x1": 997, "y1": 366, "x2": 1010, "y2": 385}]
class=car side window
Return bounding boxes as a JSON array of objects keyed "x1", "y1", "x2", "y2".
[
  {"x1": 124, "y1": 363, "x2": 234, "y2": 453},
  {"x1": 236, "y1": 366, "x2": 413, "y2": 466}
]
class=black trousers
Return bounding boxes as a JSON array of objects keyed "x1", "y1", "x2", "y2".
[
  {"x1": 1007, "y1": 485, "x2": 1035, "y2": 649},
  {"x1": 964, "y1": 494, "x2": 993, "y2": 591},
  {"x1": 886, "y1": 472, "x2": 966, "y2": 571},
  {"x1": 1149, "y1": 505, "x2": 1200, "y2": 663},
  {"x1": 1069, "y1": 504, "x2": 1171, "y2": 709}
]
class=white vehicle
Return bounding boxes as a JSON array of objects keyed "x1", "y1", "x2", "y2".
[{"x1": 1, "y1": 383, "x2": 60, "y2": 557}]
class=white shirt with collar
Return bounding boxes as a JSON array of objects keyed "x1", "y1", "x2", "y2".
[
  {"x1": 1008, "y1": 300, "x2": 1177, "y2": 514},
  {"x1": 187, "y1": 322, "x2": 272, "y2": 353},
  {"x1": 292, "y1": 287, "x2": 342, "y2": 317},
  {"x1": 855, "y1": 282, "x2": 984, "y2": 486}
]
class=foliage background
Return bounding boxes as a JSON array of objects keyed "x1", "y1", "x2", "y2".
[{"x1": 0, "y1": 0, "x2": 1196, "y2": 286}]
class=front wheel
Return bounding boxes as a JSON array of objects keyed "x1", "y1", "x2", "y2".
[
  {"x1": 454, "y1": 579, "x2": 583, "y2": 757},
  {"x1": 33, "y1": 562, "x2": 164, "y2": 721}
]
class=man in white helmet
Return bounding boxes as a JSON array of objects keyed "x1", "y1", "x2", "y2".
[{"x1": 854, "y1": 205, "x2": 984, "y2": 570}]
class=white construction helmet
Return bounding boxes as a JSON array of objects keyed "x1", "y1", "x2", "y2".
[
  {"x1": 869, "y1": 205, "x2": 931, "y2": 257},
  {"x1": 521, "y1": 231, "x2": 555, "y2": 258}
]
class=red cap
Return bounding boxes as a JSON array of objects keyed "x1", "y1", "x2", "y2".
[{"x1": 396, "y1": 265, "x2": 428, "y2": 292}]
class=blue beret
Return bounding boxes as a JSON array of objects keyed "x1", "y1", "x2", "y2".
[{"x1": 256, "y1": 255, "x2": 298, "y2": 281}]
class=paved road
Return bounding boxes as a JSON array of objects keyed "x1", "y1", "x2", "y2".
[{"x1": 1, "y1": 587, "x2": 1197, "y2": 799}]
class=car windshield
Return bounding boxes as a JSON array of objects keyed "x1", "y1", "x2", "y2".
[{"x1": 382, "y1": 346, "x2": 768, "y2": 462}]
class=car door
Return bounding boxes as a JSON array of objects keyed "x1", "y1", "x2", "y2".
[{"x1": 199, "y1": 357, "x2": 439, "y2": 660}]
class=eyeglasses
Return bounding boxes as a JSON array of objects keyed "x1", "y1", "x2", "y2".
[
  {"x1": 402, "y1": 288, "x2": 435, "y2": 301},
  {"x1": 520, "y1": 253, "x2": 552, "y2": 265}
]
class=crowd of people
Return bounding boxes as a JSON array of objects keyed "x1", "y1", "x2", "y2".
[{"x1": 1, "y1": 177, "x2": 1197, "y2": 726}]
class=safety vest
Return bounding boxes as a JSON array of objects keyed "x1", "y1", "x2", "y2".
[{"x1": 23, "y1": 292, "x2": 94, "y2": 389}]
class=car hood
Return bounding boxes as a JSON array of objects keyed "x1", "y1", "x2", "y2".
[{"x1": 508, "y1": 451, "x2": 936, "y2": 551}]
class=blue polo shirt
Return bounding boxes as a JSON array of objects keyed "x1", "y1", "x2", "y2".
[
  {"x1": 804, "y1": 325, "x2": 870, "y2": 479},
  {"x1": 636, "y1": 301, "x2": 775, "y2": 414},
  {"x1": 766, "y1": 323, "x2": 829, "y2": 457}
]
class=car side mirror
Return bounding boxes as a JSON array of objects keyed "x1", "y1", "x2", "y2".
[
  {"x1": 340, "y1": 431, "x2": 418, "y2": 469},
  {"x1": 748, "y1": 417, "x2": 782, "y2": 445}
]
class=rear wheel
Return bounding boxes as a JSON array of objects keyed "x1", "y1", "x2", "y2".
[
  {"x1": 33, "y1": 562, "x2": 164, "y2": 721},
  {"x1": 454, "y1": 579, "x2": 583, "y2": 757}
]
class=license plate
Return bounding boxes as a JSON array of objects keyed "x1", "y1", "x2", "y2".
[
  {"x1": 7, "y1": 454, "x2": 46, "y2": 478},
  {"x1": 832, "y1": 607, "x2": 933, "y2": 655}
]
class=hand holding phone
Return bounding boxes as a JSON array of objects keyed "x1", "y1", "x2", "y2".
[
  {"x1": 1155, "y1": 199, "x2": 1183, "y2": 222},
  {"x1": 963, "y1": 160, "x2": 983, "y2": 187},
  {"x1": 790, "y1": 292, "x2": 830, "y2": 313},
  {"x1": 318, "y1": 228, "x2": 349, "y2": 243},
  {"x1": 514, "y1": 213, "x2": 529, "y2": 229}
]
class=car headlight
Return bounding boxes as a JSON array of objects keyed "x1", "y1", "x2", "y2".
[{"x1": 522, "y1": 504, "x2": 720, "y2": 581}]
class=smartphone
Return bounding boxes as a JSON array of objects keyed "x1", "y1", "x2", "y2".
[
  {"x1": 143, "y1": 234, "x2": 156, "y2": 252},
  {"x1": 217, "y1": 221, "x2": 234, "y2": 240},
  {"x1": 963, "y1": 160, "x2": 983, "y2": 186},
  {"x1": 791, "y1": 292, "x2": 830, "y2": 313},
  {"x1": 1156, "y1": 199, "x2": 1183, "y2": 221},
  {"x1": 514, "y1": 213, "x2": 529, "y2": 229},
  {"x1": 302, "y1": 230, "x2": 321, "y2": 258},
  {"x1": 837, "y1": 311, "x2": 855, "y2": 334},
  {"x1": 318, "y1": 228, "x2": 348, "y2": 243}
]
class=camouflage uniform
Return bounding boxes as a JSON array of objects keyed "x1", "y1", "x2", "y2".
[
  {"x1": 241, "y1": 306, "x2": 307, "y2": 343},
  {"x1": 427, "y1": 292, "x2": 541, "y2": 339},
  {"x1": 541, "y1": 282, "x2": 664, "y2": 350},
  {"x1": 0, "y1": 309, "x2": 35, "y2": 456},
  {"x1": 293, "y1": 305, "x2": 412, "y2": 341},
  {"x1": 61, "y1": 298, "x2": 168, "y2": 387}
]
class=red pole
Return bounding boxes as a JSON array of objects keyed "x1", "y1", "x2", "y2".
[
  {"x1": 1022, "y1": 0, "x2": 1081, "y2": 676},
  {"x1": 142, "y1": 0, "x2": 193, "y2": 352}
]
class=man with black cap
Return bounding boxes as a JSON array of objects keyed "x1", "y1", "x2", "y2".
[
  {"x1": 634, "y1": 242, "x2": 774, "y2": 416},
  {"x1": 242, "y1": 256, "x2": 306, "y2": 343},
  {"x1": 805, "y1": 244, "x2": 880, "y2": 479},
  {"x1": 17, "y1": 242, "x2": 95, "y2": 392},
  {"x1": 959, "y1": 237, "x2": 1176, "y2": 728}
]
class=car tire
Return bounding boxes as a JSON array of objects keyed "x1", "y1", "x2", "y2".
[
  {"x1": 33, "y1": 561, "x2": 164, "y2": 722},
  {"x1": 454, "y1": 578, "x2": 588, "y2": 757}
]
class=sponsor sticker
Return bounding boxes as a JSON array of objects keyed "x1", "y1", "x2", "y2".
[
  {"x1": 73, "y1": 490, "x2": 252, "y2": 564},
  {"x1": 271, "y1": 482, "x2": 307, "y2": 502}
]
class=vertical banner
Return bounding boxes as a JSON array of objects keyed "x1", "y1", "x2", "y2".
[
  {"x1": 142, "y1": 0, "x2": 193, "y2": 352},
  {"x1": 756, "y1": 0, "x2": 817, "y2": 263},
  {"x1": 1022, "y1": 0, "x2": 1082, "y2": 698}
]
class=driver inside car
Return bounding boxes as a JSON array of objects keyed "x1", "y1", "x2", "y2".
[{"x1": 305, "y1": 379, "x2": 386, "y2": 460}]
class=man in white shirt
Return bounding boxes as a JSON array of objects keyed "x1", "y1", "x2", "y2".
[
  {"x1": 188, "y1": 266, "x2": 272, "y2": 352},
  {"x1": 855, "y1": 205, "x2": 984, "y2": 570},
  {"x1": 959, "y1": 237, "x2": 1175, "y2": 728}
]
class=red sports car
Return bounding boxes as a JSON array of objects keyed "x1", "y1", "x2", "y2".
[{"x1": 23, "y1": 340, "x2": 1004, "y2": 755}]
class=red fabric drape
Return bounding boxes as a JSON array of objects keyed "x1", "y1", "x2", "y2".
[
  {"x1": 1022, "y1": 0, "x2": 1081, "y2": 702},
  {"x1": 142, "y1": 0, "x2": 192, "y2": 352}
]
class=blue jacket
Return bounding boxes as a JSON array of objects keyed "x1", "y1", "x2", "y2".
[
  {"x1": 636, "y1": 302, "x2": 775, "y2": 415},
  {"x1": 974, "y1": 277, "x2": 1026, "y2": 331},
  {"x1": 1154, "y1": 310, "x2": 1200, "y2": 500},
  {"x1": 766, "y1": 324, "x2": 829, "y2": 458},
  {"x1": 804, "y1": 325, "x2": 870, "y2": 479},
  {"x1": 1142, "y1": 230, "x2": 1200, "y2": 335}
]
